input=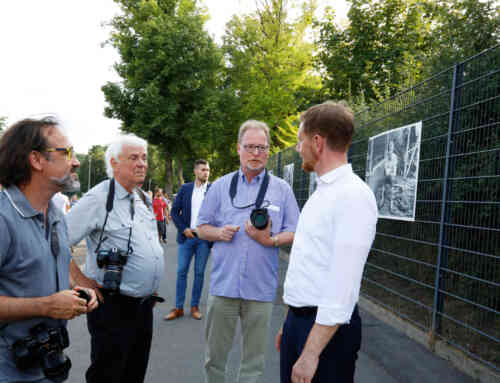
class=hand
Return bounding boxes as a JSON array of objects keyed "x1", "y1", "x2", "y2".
[
  {"x1": 46, "y1": 290, "x2": 89, "y2": 320},
  {"x1": 275, "y1": 327, "x2": 283, "y2": 352},
  {"x1": 184, "y1": 228, "x2": 196, "y2": 239},
  {"x1": 291, "y1": 352, "x2": 319, "y2": 383},
  {"x1": 245, "y1": 218, "x2": 272, "y2": 246},
  {"x1": 218, "y1": 225, "x2": 240, "y2": 242},
  {"x1": 75, "y1": 274, "x2": 105, "y2": 303},
  {"x1": 73, "y1": 286, "x2": 99, "y2": 312}
]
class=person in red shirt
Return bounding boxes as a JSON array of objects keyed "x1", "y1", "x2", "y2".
[{"x1": 153, "y1": 189, "x2": 168, "y2": 243}]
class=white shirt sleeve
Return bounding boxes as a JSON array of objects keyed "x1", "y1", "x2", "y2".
[{"x1": 315, "y1": 190, "x2": 377, "y2": 326}]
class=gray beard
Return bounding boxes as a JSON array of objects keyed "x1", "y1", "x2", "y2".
[{"x1": 51, "y1": 174, "x2": 81, "y2": 193}]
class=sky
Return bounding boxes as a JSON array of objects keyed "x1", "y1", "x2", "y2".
[{"x1": 0, "y1": 0, "x2": 349, "y2": 154}]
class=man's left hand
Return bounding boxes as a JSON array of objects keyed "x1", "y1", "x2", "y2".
[
  {"x1": 245, "y1": 219, "x2": 272, "y2": 247},
  {"x1": 74, "y1": 286, "x2": 99, "y2": 312},
  {"x1": 291, "y1": 352, "x2": 319, "y2": 383}
]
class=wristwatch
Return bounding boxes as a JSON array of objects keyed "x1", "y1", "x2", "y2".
[{"x1": 272, "y1": 235, "x2": 279, "y2": 247}]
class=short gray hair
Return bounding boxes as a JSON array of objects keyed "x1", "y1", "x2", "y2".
[
  {"x1": 105, "y1": 134, "x2": 148, "y2": 178},
  {"x1": 238, "y1": 120, "x2": 270, "y2": 145}
]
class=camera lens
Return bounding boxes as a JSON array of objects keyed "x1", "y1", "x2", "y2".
[{"x1": 250, "y1": 208, "x2": 269, "y2": 230}]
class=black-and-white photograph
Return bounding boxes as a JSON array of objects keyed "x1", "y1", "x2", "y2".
[
  {"x1": 365, "y1": 121, "x2": 422, "y2": 221},
  {"x1": 308, "y1": 172, "x2": 318, "y2": 196},
  {"x1": 283, "y1": 163, "x2": 294, "y2": 187}
]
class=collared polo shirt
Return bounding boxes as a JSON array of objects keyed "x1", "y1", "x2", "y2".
[
  {"x1": 0, "y1": 186, "x2": 71, "y2": 382},
  {"x1": 197, "y1": 169, "x2": 300, "y2": 302},
  {"x1": 66, "y1": 179, "x2": 164, "y2": 298}
]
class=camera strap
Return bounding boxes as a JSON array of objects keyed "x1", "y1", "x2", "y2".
[
  {"x1": 95, "y1": 179, "x2": 134, "y2": 255},
  {"x1": 229, "y1": 169, "x2": 270, "y2": 209}
]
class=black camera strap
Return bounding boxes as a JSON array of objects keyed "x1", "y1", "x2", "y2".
[
  {"x1": 95, "y1": 178, "x2": 133, "y2": 255},
  {"x1": 229, "y1": 169, "x2": 270, "y2": 209}
]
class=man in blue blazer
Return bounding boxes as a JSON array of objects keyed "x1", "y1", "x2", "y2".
[{"x1": 165, "y1": 159, "x2": 211, "y2": 320}]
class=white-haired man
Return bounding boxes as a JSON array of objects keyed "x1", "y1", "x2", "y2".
[{"x1": 67, "y1": 134, "x2": 165, "y2": 383}]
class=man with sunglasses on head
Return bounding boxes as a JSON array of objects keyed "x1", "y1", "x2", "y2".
[
  {"x1": 197, "y1": 120, "x2": 300, "y2": 383},
  {"x1": 66, "y1": 134, "x2": 164, "y2": 383},
  {"x1": 0, "y1": 117, "x2": 98, "y2": 383}
]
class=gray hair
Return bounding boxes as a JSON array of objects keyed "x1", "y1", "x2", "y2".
[
  {"x1": 238, "y1": 120, "x2": 270, "y2": 145},
  {"x1": 105, "y1": 134, "x2": 148, "y2": 178}
]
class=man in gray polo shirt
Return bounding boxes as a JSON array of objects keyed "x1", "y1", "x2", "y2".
[
  {"x1": 0, "y1": 117, "x2": 98, "y2": 382},
  {"x1": 67, "y1": 134, "x2": 164, "y2": 383}
]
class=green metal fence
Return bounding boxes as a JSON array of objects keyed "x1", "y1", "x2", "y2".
[{"x1": 269, "y1": 45, "x2": 500, "y2": 371}]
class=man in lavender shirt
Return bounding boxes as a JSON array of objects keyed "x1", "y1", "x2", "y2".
[{"x1": 198, "y1": 120, "x2": 300, "y2": 383}]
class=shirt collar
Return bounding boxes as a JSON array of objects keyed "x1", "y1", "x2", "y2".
[
  {"x1": 4, "y1": 185, "x2": 60, "y2": 223},
  {"x1": 317, "y1": 164, "x2": 352, "y2": 186},
  {"x1": 239, "y1": 168, "x2": 266, "y2": 185},
  {"x1": 114, "y1": 179, "x2": 135, "y2": 200},
  {"x1": 194, "y1": 181, "x2": 208, "y2": 190}
]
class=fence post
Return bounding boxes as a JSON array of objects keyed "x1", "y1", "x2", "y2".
[{"x1": 431, "y1": 63, "x2": 463, "y2": 347}]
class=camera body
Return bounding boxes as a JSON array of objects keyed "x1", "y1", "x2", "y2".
[
  {"x1": 250, "y1": 208, "x2": 269, "y2": 230},
  {"x1": 12, "y1": 323, "x2": 71, "y2": 381},
  {"x1": 96, "y1": 247, "x2": 128, "y2": 293}
]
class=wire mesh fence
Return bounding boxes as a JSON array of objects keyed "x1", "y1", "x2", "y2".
[{"x1": 268, "y1": 45, "x2": 500, "y2": 372}]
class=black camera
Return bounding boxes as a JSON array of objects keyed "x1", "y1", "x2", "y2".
[
  {"x1": 250, "y1": 208, "x2": 269, "y2": 230},
  {"x1": 96, "y1": 247, "x2": 128, "y2": 293},
  {"x1": 12, "y1": 323, "x2": 71, "y2": 382}
]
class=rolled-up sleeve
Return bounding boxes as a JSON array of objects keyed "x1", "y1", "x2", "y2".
[
  {"x1": 280, "y1": 185, "x2": 300, "y2": 233},
  {"x1": 197, "y1": 179, "x2": 221, "y2": 227}
]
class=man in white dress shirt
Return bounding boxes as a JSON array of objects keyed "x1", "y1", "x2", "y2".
[{"x1": 276, "y1": 101, "x2": 378, "y2": 383}]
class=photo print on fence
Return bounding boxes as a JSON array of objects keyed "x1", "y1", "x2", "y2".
[
  {"x1": 283, "y1": 163, "x2": 294, "y2": 187},
  {"x1": 366, "y1": 121, "x2": 422, "y2": 221},
  {"x1": 308, "y1": 172, "x2": 318, "y2": 197}
]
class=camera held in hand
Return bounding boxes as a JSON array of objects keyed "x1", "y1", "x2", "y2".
[
  {"x1": 12, "y1": 323, "x2": 71, "y2": 382},
  {"x1": 250, "y1": 208, "x2": 269, "y2": 230},
  {"x1": 96, "y1": 247, "x2": 129, "y2": 294}
]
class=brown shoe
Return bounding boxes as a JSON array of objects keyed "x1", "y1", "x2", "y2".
[
  {"x1": 164, "y1": 308, "x2": 184, "y2": 321},
  {"x1": 191, "y1": 306, "x2": 202, "y2": 320}
]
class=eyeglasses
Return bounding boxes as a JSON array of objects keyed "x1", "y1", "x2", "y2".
[
  {"x1": 242, "y1": 144, "x2": 269, "y2": 154},
  {"x1": 45, "y1": 146, "x2": 74, "y2": 161}
]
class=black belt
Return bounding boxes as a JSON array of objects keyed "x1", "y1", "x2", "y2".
[
  {"x1": 289, "y1": 305, "x2": 318, "y2": 317},
  {"x1": 102, "y1": 291, "x2": 165, "y2": 305},
  {"x1": 102, "y1": 292, "x2": 152, "y2": 305}
]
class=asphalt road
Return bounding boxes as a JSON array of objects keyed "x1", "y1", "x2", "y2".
[{"x1": 66, "y1": 224, "x2": 475, "y2": 383}]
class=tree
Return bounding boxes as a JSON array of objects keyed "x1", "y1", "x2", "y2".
[
  {"x1": 316, "y1": 0, "x2": 500, "y2": 104},
  {"x1": 77, "y1": 145, "x2": 108, "y2": 194},
  {"x1": 423, "y1": 0, "x2": 500, "y2": 74},
  {"x1": 102, "y1": 0, "x2": 227, "y2": 194},
  {"x1": 316, "y1": 0, "x2": 432, "y2": 104},
  {"x1": 222, "y1": 0, "x2": 321, "y2": 152}
]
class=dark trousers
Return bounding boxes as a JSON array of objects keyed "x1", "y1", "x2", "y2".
[
  {"x1": 85, "y1": 295, "x2": 154, "y2": 383},
  {"x1": 280, "y1": 305, "x2": 361, "y2": 383},
  {"x1": 156, "y1": 220, "x2": 166, "y2": 240}
]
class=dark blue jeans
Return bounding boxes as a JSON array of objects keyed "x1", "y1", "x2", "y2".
[
  {"x1": 280, "y1": 305, "x2": 361, "y2": 383},
  {"x1": 175, "y1": 237, "x2": 210, "y2": 308}
]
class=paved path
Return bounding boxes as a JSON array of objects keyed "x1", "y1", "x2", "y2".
[{"x1": 66, "y1": 224, "x2": 475, "y2": 382}]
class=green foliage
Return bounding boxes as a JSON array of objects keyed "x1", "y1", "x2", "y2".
[
  {"x1": 77, "y1": 145, "x2": 108, "y2": 194},
  {"x1": 316, "y1": 0, "x2": 432, "y2": 104},
  {"x1": 316, "y1": 0, "x2": 500, "y2": 104},
  {"x1": 422, "y1": 0, "x2": 500, "y2": 74},
  {"x1": 102, "y1": 0, "x2": 231, "y2": 190},
  {"x1": 222, "y1": 0, "x2": 322, "y2": 151}
]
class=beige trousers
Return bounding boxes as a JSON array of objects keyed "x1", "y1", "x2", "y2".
[{"x1": 204, "y1": 295, "x2": 273, "y2": 383}]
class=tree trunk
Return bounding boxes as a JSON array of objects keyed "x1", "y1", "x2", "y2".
[
  {"x1": 176, "y1": 158, "x2": 184, "y2": 188},
  {"x1": 163, "y1": 151, "x2": 174, "y2": 197}
]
